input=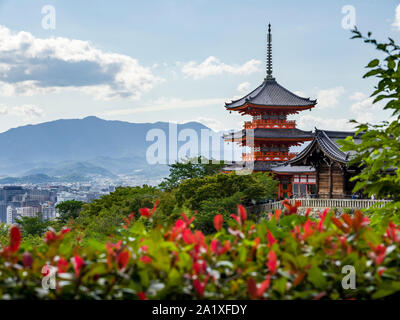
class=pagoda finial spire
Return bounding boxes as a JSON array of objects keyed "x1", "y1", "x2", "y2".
[{"x1": 266, "y1": 23, "x2": 274, "y2": 80}]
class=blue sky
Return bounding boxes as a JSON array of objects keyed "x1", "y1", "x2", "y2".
[{"x1": 0, "y1": 0, "x2": 398, "y2": 133}]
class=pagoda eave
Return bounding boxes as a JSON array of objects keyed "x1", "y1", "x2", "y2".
[
  {"x1": 225, "y1": 137, "x2": 313, "y2": 144},
  {"x1": 226, "y1": 102, "x2": 315, "y2": 115}
]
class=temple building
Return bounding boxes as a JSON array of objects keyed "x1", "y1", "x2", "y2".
[
  {"x1": 287, "y1": 129, "x2": 361, "y2": 199},
  {"x1": 223, "y1": 24, "x2": 318, "y2": 198}
]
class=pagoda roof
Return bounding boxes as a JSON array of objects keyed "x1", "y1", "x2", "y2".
[
  {"x1": 288, "y1": 129, "x2": 355, "y2": 165},
  {"x1": 224, "y1": 128, "x2": 313, "y2": 141},
  {"x1": 225, "y1": 78, "x2": 317, "y2": 110},
  {"x1": 222, "y1": 162, "x2": 315, "y2": 173}
]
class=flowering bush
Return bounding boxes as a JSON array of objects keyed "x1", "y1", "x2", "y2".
[{"x1": 0, "y1": 200, "x2": 399, "y2": 300}]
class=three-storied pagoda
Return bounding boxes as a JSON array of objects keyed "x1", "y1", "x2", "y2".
[{"x1": 223, "y1": 24, "x2": 317, "y2": 199}]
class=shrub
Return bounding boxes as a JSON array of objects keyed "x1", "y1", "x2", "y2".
[{"x1": 0, "y1": 201, "x2": 399, "y2": 300}]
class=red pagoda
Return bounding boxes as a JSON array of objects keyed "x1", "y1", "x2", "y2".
[{"x1": 223, "y1": 24, "x2": 317, "y2": 199}]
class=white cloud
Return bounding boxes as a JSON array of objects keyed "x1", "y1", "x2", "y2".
[
  {"x1": 293, "y1": 90, "x2": 306, "y2": 97},
  {"x1": 350, "y1": 97, "x2": 377, "y2": 113},
  {"x1": 103, "y1": 97, "x2": 227, "y2": 115},
  {"x1": 349, "y1": 91, "x2": 367, "y2": 101},
  {"x1": 181, "y1": 56, "x2": 261, "y2": 79},
  {"x1": 0, "y1": 104, "x2": 44, "y2": 119},
  {"x1": 316, "y1": 86, "x2": 345, "y2": 108},
  {"x1": 297, "y1": 114, "x2": 355, "y2": 131},
  {"x1": 237, "y1": 82, "x2": 251, "y2": 93},
  {"x1": 0, "y1": 25, "x2": 163, "y2": 100},
  {"x1": 393, "y1": 4, "x2": 400, "y2": 30}
]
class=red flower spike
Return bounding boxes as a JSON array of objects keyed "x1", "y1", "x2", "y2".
[
  {"x1": 182, "y1": 229, "x2": 196, "y2": 244},
  {"x1": 378, "y1": 267, "x2": 386, "y2": 277},
  {"x1": 238, "y1": 205, "x2": 247, "y2": 223},
  {"x1": 247, "y1": 278, "x2": 258, "y2": 299},
  {"x1": 139, "y1": 255, "x2": 152, "y2": 264},
  {"x1": 231, "y1": 214, "x2": 241, "y2": 226},
  {"x1": 72, "y1": 255, "x2": 84, "y2": 276},
  {"x1": 305, "y1": 208, "x2": 311, "y2": 219},
  {"x1": 44, "y1": 230, "x2": 56, "y2": 244},
  {"x1": 22, "y1": 252, "x2": 33, "y2": 268},
  {"x1": 274, "y1": 209, "x2": 282, "y2": 221},
  {"x1": 61, "y1": 228, "x2": 71, "y2": 235},
  {"x1": 258, "y1": 275, "x2": 271, "y2": 297},
  {"x1": 57, "y1": 257, "x2": 69, "y2": 274},
  {"x1": 117, "y1": 250, "x2": 130, "y2": 270},
  {"x1": 9, "y1": 226, "x2": 21, "y2": 253},
  {"x1": 386, "y1": 222, "x2": 398, "y2": 242},
  {"x1": 267, "y1": 249, "x2": 278, "y2": 274},
  {"x1": 139, "y1": 207, "x2": 151, "y2": 218},
  {"x1": 137, "y1": 292, "x2": 147, "y2": 300},
  {"x1": 293, "y1": 272, "x2": 306, "y2": 287},
  {"x1": 267, "y1": 231, "x2": 277, "y2": 247},
  {"x1": 213, "y1": 214, "x2": 223, "y2": 231},
  {"x1": 210, "y1": 239, "x2": 220, "y2": 254},
  {"x1": 193, "y1": 276, "x2": 209, "y2": 297}
]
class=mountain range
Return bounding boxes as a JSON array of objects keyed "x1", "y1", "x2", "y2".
[{"x1": 0, "y1": 116, "x2": 222, "y2": 184}]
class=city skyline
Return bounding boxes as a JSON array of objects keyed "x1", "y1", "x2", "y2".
[{"x1": 0, "y1": 1, "x2": 398, "y2": 134}]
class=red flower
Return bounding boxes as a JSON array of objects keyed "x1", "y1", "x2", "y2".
[
  {"x1": 44, "y1": 230, "x2": 57, "y2": 244},
  {"x1": 267, "y1": 231, "x2": 277, "y2": 247},
  {"x1": 193, "y1": 259, "x2": 207, "y2": 275},
  {"x1": 57, "y1": 257, "x2": 69, "y2": 274},
  {"x1": 139, "y1": 208, "x2": 151, "y2": 218},
  {"x1": 193, "y1": 276, "x2": 209, "y2": 297},
  {"x1": 137, "y1": 292, "x2": 147, "y2": 300},
  {"x1": 238, "y1": 205, "x2": 247, "y2": 223},
  {"x1": 182, "y1": 229, "x2": 196, "y2": 244},
  {"x1": 9, "y1": 226, "x2": 21, "y2": 253},
  {"x1": 317, "y1": 208, "x2": 329, "y2": 232},
  {"x1": 22, "y1": 252, "x2": 33, "y2": 268},
  {"x1": 61, "y1": 228, "x2": 71, "y2": 235},
  {"x1": 386, "y1": 222, "x2": 398, "y2": 242},
  {"x1": 369, "y1": 243, "x2": 386, "y2": 265},
  {"x1": 213, "y1": 214, "x2": 223, "y2": 231},
  {"x1": 181, "y1": 212, "x2": 194, "y2": 226},
  {"x1": 274, "y1": 209, "x2": 282, "y2": 221},
  {"x1": 283, "y1": 199, "x2": 300, "y2": 215},
  {"x1": 303, "y1": 220, "x2": 315, "y2": 239},
  {"x1": 231, "y1": 214, "x2": 241, "y2": 226},
  {"x1": 72, "y1": 255, "x2": 84, "y2": 276},
  {"x1": 378, "y1": 267, "x2": 386, "y2": 277},
  {"x1": 247, "y1": 276, "x2": 271, "y2": 299},
  {"x1": 139, "y1": 255, "x2": 152, "y2": 264},
  {"x1": 117, "y1": 250, "x2": 130, "y2": 270},
  {"x1": 267, "y1": 249, "x2": 278, "y2": 274}
]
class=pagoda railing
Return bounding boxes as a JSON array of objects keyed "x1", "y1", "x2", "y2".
[
  {"x1": 242, "y1": 151, "x2": 297, "y2": 161},
  {"x1": 244, "y1": 119, "x2": 296, "y2": 129},
  {"x1": 261, "y1": 199, "x2": 392, "y2": 212}
]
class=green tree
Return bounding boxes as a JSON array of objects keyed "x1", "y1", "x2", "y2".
[
  {"x1": 77, "y1": 185, "x2": 161, "y2": 238},
  {"x1": 56, "y1": 200, "x2": 85, "y2": 223},
  {"x1": 159, "y1": 156, "x2": 225, "y2": 191},
  {"x1": 339, "y1": 29, "x2": 400, "y2": 226},
  {"x1": 15, "y1": 213, "x2": 49, "y2": 237}
]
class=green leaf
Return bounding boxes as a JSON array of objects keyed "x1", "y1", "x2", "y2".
[
  {"x1": 367, "y1": 59, "x2": 379, "y2": 68},
  {"x1": 307, "y1": 265, "x2": 327, "y2": 289}
]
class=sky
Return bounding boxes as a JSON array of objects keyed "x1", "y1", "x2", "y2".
[{"x1": 0, "y1": 0, "x2": 399, "y2": 133}]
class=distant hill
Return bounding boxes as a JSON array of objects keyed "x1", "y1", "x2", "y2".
[
  {"x1": 0, "y1": 173, "x2": 89, "y2": 184},
  {"x1": 0, "y1": 116, "x2": 222, "y2": 181},
  {"x1": 23, "y1": 161, "x2": 116, "y2": 178}
]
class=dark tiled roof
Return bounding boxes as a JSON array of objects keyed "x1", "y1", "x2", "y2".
[
  {"x1": 223, "y1": 128, "x2": 313, "y2": 140},
  {"x1": 225, "y1": 78, "x2": 317, "y2": 109},
  {"x1": 271, "y1": 164, "x2": 315, "y2": 173},
  {"x1": 288, "y1": 129, "x2": 353, "y2": 165},
  {"x1": 223, "y1": 162, "x2": 315, "y2": 173}
]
